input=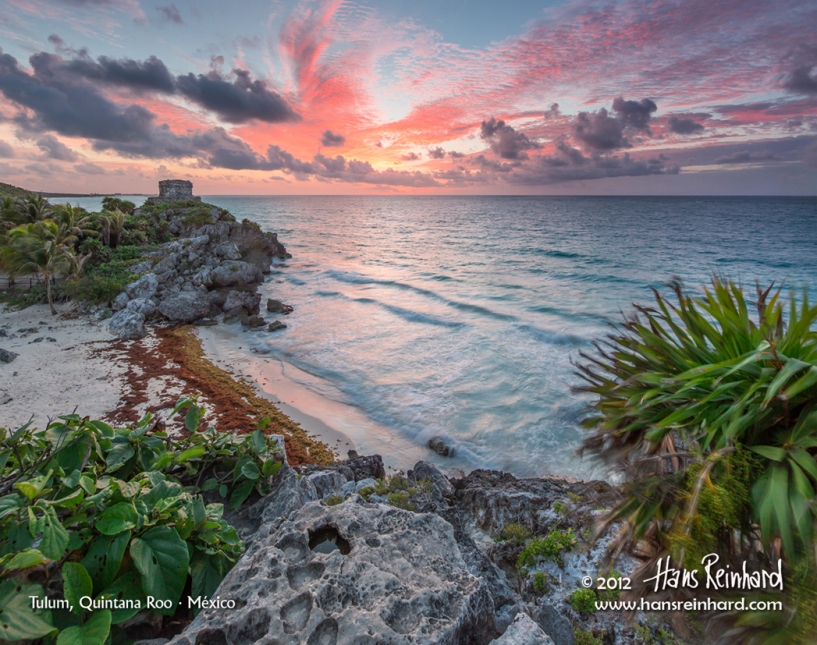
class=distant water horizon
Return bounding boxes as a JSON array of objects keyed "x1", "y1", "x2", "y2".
[{"x1": 61, "y1": 195, "x2": 817, "y2": 478}]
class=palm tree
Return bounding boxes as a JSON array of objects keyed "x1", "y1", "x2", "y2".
[
  {"x1": 0, "y1": 196, "x2": 22, "y2": 232},
  {"x1": 53, "y1": 203, "x2": 97, "y2": 242},
  {"x1": 19, "y1": 194, "x2": 52, "y2": 223},
  {"x1": 98, "y1": 210, "x2": 127, "y2": 248},
  {"x1": 2, "y1": 221, "x2": 71, "y2": 315},
  {"x1": 63, "y1": 246, "x2": 93, "y2": 282}
]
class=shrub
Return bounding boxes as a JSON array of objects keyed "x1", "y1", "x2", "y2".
[
  {"x1": 325, "y1": 494, "x2": 343, "y2": 506},
  {"x1": 576, "y1": 277, "x2": 817, "y2": 643},
  {"x1": 516, "y1": 528, "x2": 577, "y2": 569},
  {"x1": 0, "y1": 396, "x2": 283, "y2": 644},
  {"x1": 569, "y1": 587, "x2": 597, "y2": 613},
  {"x1": 500, "y1": 522, "x2": 532, "y2": 544},
  {"x1": 387, "y1": 491, "x2": 414, "y2": 511},
  {"x1": 553, "y1": 501, "x2": 569, "y2": 516},
  {"x1": 574, "y1": 628, "x2": 603, "y2": 645},
  {"x1": 530, "y1": 571, "x2": 548, "y2": 596}
]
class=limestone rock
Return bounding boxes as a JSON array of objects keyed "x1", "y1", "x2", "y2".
[
  {"x1": 112, "y1": 292, "x2": 130, "y2": 311},
  {"x1": 107, "y1": 309, "x2": 146, "y2": 341},
  {"x1": 307, "y1": 471, "x2": 350, "y2": 499},
  {"x1": 169, "y1": 500, "x2": 496, "y2": 645},
  {"x1": 491, "y1": 613, "x2": 554, "y2": 645},
  {"x1": 413, "y1": 460, "x2": 455, "y2": 498},
  {"x1": 157, "y1": 291, "x2": 211, "y2": 323},
  {"x1": 241, "y1": 315, "x2": 266, "y2": 328},
  {"x1": 267, "y1": 298, "x2": 293, "y2": 314},
  {"x1": 223, "y1": 289, "x2": 261, "y2": 315},
  {"x1": 429, "y1": 435, "x2": 455, "y2": 457},
  {"x1": 125, "y1": 273, "x2": 159, "y2": 301},
  {"x1": 0, "y1": 348, "x2": 18, "y2": 363},
  {"x1": 268, "y1": 320, "x2": 287, "y2": 332},
  {"x1": 210, "y1": 260, "x2": 263, "y2": 288},
  {"x1": 528, "y1": 604, "x2": 574, "y2": 645},
  {"x1": 126, "y1": 298, "x2": 157, "y2": 317}
]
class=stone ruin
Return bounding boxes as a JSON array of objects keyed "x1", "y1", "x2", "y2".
[{"x1": 157, "y1": 179, "x2": 201, "y2": 202}]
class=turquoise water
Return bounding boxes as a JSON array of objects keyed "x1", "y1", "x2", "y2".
[{"x1": 60, "y1": 195, "x2": 817, "y2": 477}]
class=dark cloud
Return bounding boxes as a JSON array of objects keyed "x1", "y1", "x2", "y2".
[
  {"x1": 427, "y1": 147, "x2": 445, "y2": 159},
  {"x1": 480, "y1": 117, "x2": 540, "y2": 159},
  {"x1": 611, "y1": 97, "x2": 657, "y2": 132},
  {"x1": 401, "y1": 152, "x2": 421, "y2": 161},
  {"x1": 1, "y1": 51, "x2": 158, "y2": 142},
  {"x1": 35, "y1": 50, "x2": 174, "y2": 93},
  {"x1": 24, "y1": 162, "x2": 60, "y2": 174},
  {"x1": 544, "y1": 103, "x2": 560, "y2": 119},
  {"x1": 473, "y1": 155, "x2": 522, "y2": 172},
  {"x1": 176, "y1": 69, "x2": 298, "y2": 124},
  {"x1": 36, "y1": 134, "x2": 80, "y2": 161},
  {"x1": 320, "y1": 130, "x2": 345, "y2": 147},
  {"x1": 782, "y1": 45, "x2": 817, "y2": 95},
  {"x1": 0, "y1": 140, "x2": 15, "y2": 158},
  {"x1": 156, "y1": 4, "x2": 183, "y2": 24},
  {"x1": 667, "y1": 115, "x2": 705, "y2": 134},
  {"x1": 74, "y1": 162, "x2": 104, "y2": 174},
  {"x1": 572, "y1": 108, "x2": 628, "y2": 150},
  {"x1": 47, "y1": 34, "x2": 87, "y2": 57},
  {"x1": 713, "y1": 151, "x2": 783, "y2": 164},
  {"x1": 448, "y1": 150, "x2": 464, "y2": 158}
]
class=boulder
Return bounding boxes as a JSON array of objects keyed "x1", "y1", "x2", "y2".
[
  {"x1": 107, "y1": 309, "x2": 146, "y2": 341},
  {"x1": 528, "y1": 604, "x2": 574, "y2": 645},
  {"x1": 152, "y1": 254, "x2": 177, "y2": 274},
  {"x1": 267, "y1": 298, "x2": 293, "y2": 314},
  {"x1": 413, "y1": 460, "x2": 455, "y2": 498},
  {"x1": 228, "y1": 220, "x2": 289, "y2": 272},
  {"x1": 213, "y1": 242, "x2": 242, "y2": 260},
  {"x1": 223, "y1": 289, "x2": 261, "y2": 314},
  {"x1": 307, "y1": 471, "x2": 349, "y2": 499},
  {"x1": 210, "y1": 260, "x2": 263, "y2": 288},
  {"x1": 157, "y1": 291, "x2": 211, "y2": 323},
  {"x1": 0, "y1": 348, "x2": 18, "y2": 363},
  {"x1": 125, "y1": 273, "x2": 159, "y2": 301},
  {"x1": 490, "y1": 613, "x2": 553, "y2": 645},
  {"x1": 241, "y1": 315, "x2": 266, "y2": 328},
  {"x1": 126, "y1": 298, "x2": 157, "y2": 317},
  {"x1": 169, "y1": 500, "x2": 496, "y2": 645},
  {"x1": 112, "y1": 291, "x2": 130, "y2": 311},
  {"x1": 429, "y1": 435, "x2": 455, "y2": 457},
  {"x1": 268, "y1": 321, "x2": 286, "y2": 332}
]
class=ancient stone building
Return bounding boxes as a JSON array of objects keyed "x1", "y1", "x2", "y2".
[{"x1": 157, "y1": 179, "x2": 200, "y2": 202}]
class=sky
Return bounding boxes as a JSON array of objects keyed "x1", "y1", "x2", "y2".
[{"x1": 0, "y1": 0, "x2": 815, "y2": 195}]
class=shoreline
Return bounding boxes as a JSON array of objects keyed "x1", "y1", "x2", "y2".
[{"x1": 0, "y1": 302, "x2": 337, "y2": 465}]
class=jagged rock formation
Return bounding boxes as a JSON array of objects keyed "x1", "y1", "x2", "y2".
[{"x1": 107, "y1": 187, "x2": 291, "y2": 339}]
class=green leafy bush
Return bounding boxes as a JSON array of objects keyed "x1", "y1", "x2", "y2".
[
  {"x1": 553, "y1": 501, "x2": 569, "y2": 516},
  {"x1": 569, "y1": 587, "x2": 597, "y2": 613},
  {"x1": 324, "y1": 494, "x2": 343, "y2": 506},
  {"x1": 574, "y1": 627, "x2": 603, "y2": 645},
  {"x1": 0, "y1": 396, "x2": 283, "y2": 644},
  {"x1": 516, "y1": 528, "x2": 577, "y2": 569},
  {"x1": 530, "y1": 571, "x2": 548, "y2": 596},
  {"x1": 577, "y1": 277, "x2": 817, "y2": 643},
  {"x1": 500, "y1": 522, "x2": 532, "y2": 544}
]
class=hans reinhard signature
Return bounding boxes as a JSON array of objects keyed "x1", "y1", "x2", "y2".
[{"x1": 645, "y1": 554, "x2": 784, "y2": 592}]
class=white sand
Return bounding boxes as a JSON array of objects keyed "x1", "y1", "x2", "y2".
[{"x1": 0, "y1": 303, "x2": 128, "y2": 429}]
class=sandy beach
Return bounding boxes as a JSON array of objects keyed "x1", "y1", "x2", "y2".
[{"x1": 0, "y1": 302, "x2": 338, "y2": 465}]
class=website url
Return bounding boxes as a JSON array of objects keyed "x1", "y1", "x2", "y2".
[{"x1": 596, "y1": 598, "x2": 783, "y2": 612}]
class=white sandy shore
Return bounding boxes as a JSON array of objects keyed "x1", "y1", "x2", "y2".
[
  {"x1": 0, "y1": 303, "x2": 128, "y2": 428},
  {"x1": 0, "y1": 304, "x2": 364, "y2": 462}
]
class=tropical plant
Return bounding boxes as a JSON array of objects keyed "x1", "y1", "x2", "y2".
[
  {"x1": 1, "y1": 221, "x2": 72, "y2": 314},
  {"x1": 53, "y1": 203, "x2": 97, "y2": 242},
  {"x1": 97, "y1": 210, "x2": 128, "y2": 249},
  {"x1": 18, "y1": 194, "x2": 52, "y2": 223},
  {"x1": 101, "y1": 197, "x2": 135, "y2": 215},
  {"x1": 0, "y1": 397, "x2": 284, "y2": 644},
  {"x1": 576, "y1": 277, "x2": 817, "y2": 643}
]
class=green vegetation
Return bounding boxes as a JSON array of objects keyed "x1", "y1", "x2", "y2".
[
  {"x1": 500, "y1": 521, "x2": 532, "y2": 544},
  {"x1": 569, "y1": 587, "x2": 597, "y2": 613},
  {"x1": 0, "y1": 182, "x2": 37, "y2": 201},
  {"x1": 530, "y1": 571, "x2": 548, "y2": 596},
  {"x1": 553, "y1": 501, "x2": 569, "y2": 516},
  {"x1": 573, "y1": 627, "x2": 603, "y2": 645},
  {"x1": 0, "y1": 396, "x2": 283, "y2": 644},
  {"x1": 324, "y1": 494, "x2": 344, "y2": 506},
  {"x1": 577, "y1": 277, "x2": 817, "y2": 643},
  {"x1": 516, "y1": 528, "x2": 577, "y2": 569}
]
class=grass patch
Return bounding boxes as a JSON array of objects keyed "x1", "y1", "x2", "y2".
[{"x1": 516, "y1": 528, "x2": 577, "y2": 569}]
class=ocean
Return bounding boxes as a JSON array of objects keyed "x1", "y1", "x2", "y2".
[{"x1": 61, "y1": 195, "x2": 817, "y2": 478}]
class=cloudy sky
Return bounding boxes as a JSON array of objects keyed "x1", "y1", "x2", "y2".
[{"x1": 0, "y1": 0, "x2": 815, "y2": 194}]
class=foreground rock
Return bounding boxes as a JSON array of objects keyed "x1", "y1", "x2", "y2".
[
  {"x1": 492, "y1": 614, "x2": 553, "y2": 645},
  {"x1": 0, "y1": 348, "x2": 18, "y2": 363},
  {"x1": 172, "y1": 500, "x2": 496, "y2": 645}
]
